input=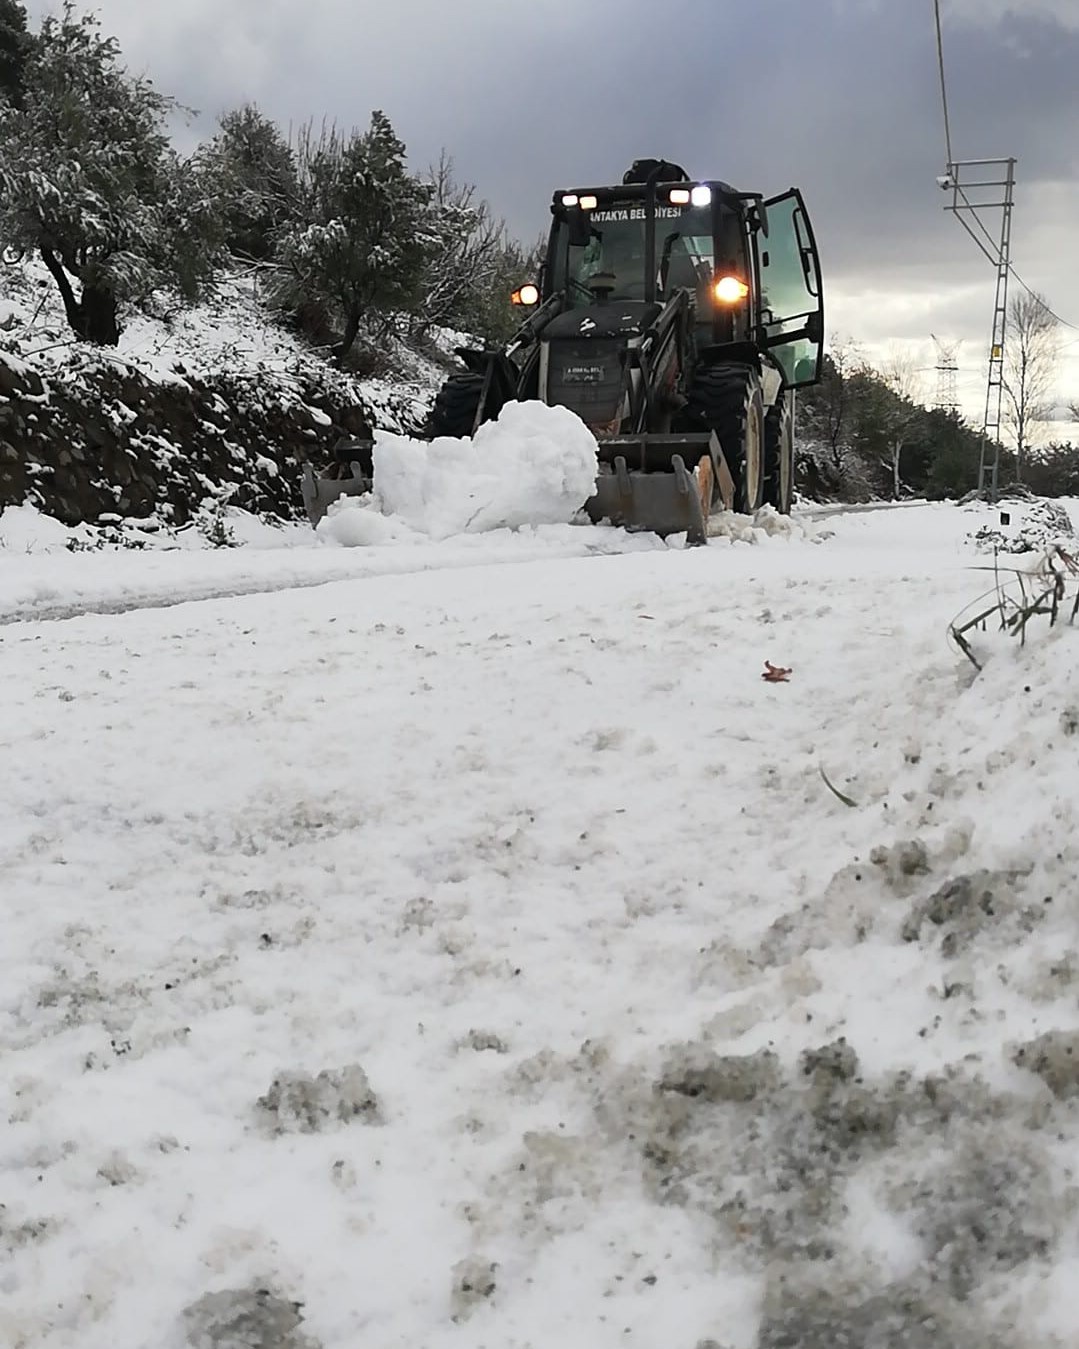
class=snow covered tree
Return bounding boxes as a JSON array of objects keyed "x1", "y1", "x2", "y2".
[
  {"x1": 196, "y1": 103, "x2": 297, "y2": 262},
  {"x1": 470, "y1": 232, "x2": 547, "y2": 347},
  {"x1": 0, "y1": 4, "x2": 219, "y2": 344},
  {"x1": 412, "y1": 153, "x2": 506, "y2": 337},
  {"x1": 799, "y1": 339, "x2": 862, "y2": 474},
  {"x1": 276, "y1": 111, "x2": 438, "y2": 361},
  {"x1": 873, "y1": 349, "x2": 926, "y2": 499},
  {"x1": 0, "y1": 0, "x2": 30, "y2": 106},
  {"x1": 410, "y1": 153, "x2": 547, "y2": 348}
]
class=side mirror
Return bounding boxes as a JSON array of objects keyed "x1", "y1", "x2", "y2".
[{"x1": 566, "y1": 206, "x2": 592, "y2": 249}]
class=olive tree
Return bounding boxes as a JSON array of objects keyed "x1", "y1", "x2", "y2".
[
  {"x1": 196, "y1": 103, "x2": 298, "y2": 262},
  {"x1": 275, "y1": 110, "x2": 439, "y2": 361},
  {"x1": 0, "y1": 4, "x2": 220, "y2": 344}
]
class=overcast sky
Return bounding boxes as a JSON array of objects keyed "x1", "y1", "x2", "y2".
[{"x1": 22, "y1": 0, "x2": 1079, "y2": 432}]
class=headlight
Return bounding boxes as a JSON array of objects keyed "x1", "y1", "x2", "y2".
[
  {"x1": 691, "y1": 185, "x2": 712, "y2": 207},
  {"x1": 713, "y1": 275, "x2": 750, "y2": 304},
  {"x1": 511, "y1": 283, "x2": 540, "y2": 307}
]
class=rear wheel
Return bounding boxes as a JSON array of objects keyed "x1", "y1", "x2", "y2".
[
  {"x1": 678, "y1": 365, "x2": 765, "y2": 514},
  {"x1": 430, "y1": 372, "x2": 484, "y2": 438},
  {"x1": 763, "y1": 387, "x2": 794, "y2": 515}
]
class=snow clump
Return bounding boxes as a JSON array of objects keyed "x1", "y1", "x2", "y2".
[{"x1": 318, "y1": 400, "x2": 598, "y2": 544}]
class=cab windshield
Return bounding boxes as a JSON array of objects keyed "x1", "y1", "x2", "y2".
[{"x1": 549, "y1": 202, "x2": 744, "y2": 308}]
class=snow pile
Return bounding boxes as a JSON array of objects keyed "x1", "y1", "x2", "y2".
[
  {"x1": 0, "y1": 503, "x2": 87, "y2": 553},
  {"x1": 965, "y1": 494, "x2": 1077, "y2": 555},
  {"x1": 0, "y1": 501, "x2": 310, "y2": 554},
  {"x1": 318, "y1": 401, "x2": 599, "y2": 544},
  {"x1": 708, "y1": 503, "x2": 823, "y2": 546}
]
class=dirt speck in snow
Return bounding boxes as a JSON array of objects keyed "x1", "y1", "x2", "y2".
[
  {"x1": 901, "y1": 870, "x2": 1042, "y2": 954},
  {"x1": 183, "y1": 1285, "x2": 319, "y2": 1349},
  {"x1": 1013, "y1": 1029, "x2": 1079, "y2": 1100},
  {"x1": 658, "y1": 1046, "x2": 782, "y2": 1104},
  {"x1": 256, "y1": 1065, "x2": 381, "y2": 1134},
  {"x1": 450, "y1": 1255, "x2": 498, "y2": 1321}
]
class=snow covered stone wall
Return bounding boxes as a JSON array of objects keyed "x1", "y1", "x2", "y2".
[
  {"x1": 0, "y1": 348, "x2": 377, "y2": 525},
  {"x1": 0, "y1": 261, "x2": 437, "y2": 527}
]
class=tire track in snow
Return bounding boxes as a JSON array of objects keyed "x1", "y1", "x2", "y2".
[
  {"x1": 0, "y1": 503, "x2": 915, "y2": 627},
  {"x1": 0, "y1": 542, "x2": 623, "y2": 626}
]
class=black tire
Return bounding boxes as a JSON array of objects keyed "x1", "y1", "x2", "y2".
[
  {"x1": 430, "y1": 372, "x2": 484, "y2": 438},
  {"x1": 763, "y1": 387, "x2": 794, "y2": 515},
  {"x1": 677, "y1": 365, "x2": 765, "y2": 514}
]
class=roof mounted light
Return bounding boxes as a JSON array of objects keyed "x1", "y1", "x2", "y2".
[
  {"x1": 669, "y1": 188, "x2": 691, "y2": 205},
  {"x1": 561, "y1": 194, "x2": 579, "y2": 206},
  {"x1": 511, "y1": 283, "x2": 540, "y2": 307},
  {"x1": 579, "y1": 194, "x2": 598, "y2": 210},
  {"x1": 691, "y1": 185, "x2": 712, "y2": 207}
]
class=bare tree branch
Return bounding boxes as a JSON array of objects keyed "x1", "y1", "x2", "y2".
[
  {"x1": 1001, "y1": 290, "x2": 1059, "y2": 482},
  {"x1": 878, "y1": 345, "x2": 925, "y2": 498}
]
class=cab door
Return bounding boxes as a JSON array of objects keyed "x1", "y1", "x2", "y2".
[{"x1": 755, "y1": 189, "x2": 824, "y2": 387}]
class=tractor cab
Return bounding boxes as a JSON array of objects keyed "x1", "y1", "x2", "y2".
[{"x1": 541, "y1": 164, "x2": 823, "y2": 388}]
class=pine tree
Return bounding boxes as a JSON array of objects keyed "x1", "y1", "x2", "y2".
[
  {"x1": 276, "y1": 110, "x2": 439, "y2": 361},
  {"x1": 0, "y1": 3, "x2": 219, "y2": 343}
]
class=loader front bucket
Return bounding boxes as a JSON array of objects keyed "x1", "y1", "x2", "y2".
[
  {"x1": 301, "y1": 461, "x2": 373, "y2": 527},
  {"x1": 583, "y1": 432, "x2": 732, "y2": 545}
]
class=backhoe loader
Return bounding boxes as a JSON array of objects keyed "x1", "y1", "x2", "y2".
[{"x1": 303, "y1": 158, "x2": 824, "y2": 543}]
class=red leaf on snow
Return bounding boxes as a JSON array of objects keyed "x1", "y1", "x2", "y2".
[{"x1": 762, "y1": 661, "x2": 792, "y2": 683}]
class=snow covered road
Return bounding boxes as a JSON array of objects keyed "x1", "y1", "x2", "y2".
[{"x1": 4, "y1": 502, "x2": 1079, "y2": 1348}]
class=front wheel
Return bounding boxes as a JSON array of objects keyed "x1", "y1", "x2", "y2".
[
  {"x1": 677, "y1": 365, "x2": 765, "y2": 515},
  {"x1": 763, "y1": 388, "x2": 794, "y2": 515}
]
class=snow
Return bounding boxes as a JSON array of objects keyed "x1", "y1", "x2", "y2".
[
  {"x1": 319, "y1": 401, "x2": 600, "y2": 545},
  {"x1": 3, "y1": 498, "x2": 1079, "y2": 1348},
  {"x1": 0, "y1": 256, "x2": 439, "y2": 439}
]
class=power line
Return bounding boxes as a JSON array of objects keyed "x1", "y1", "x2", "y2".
[
  {"x1": 934, "y1": 0, "x2": 954, "y2": 170},
  {"x1": 1007, "y1": 266, "x2": 1079, "y2": 330},
  {"x1": 953, "y1": 185, "x2": 1079, "y2": 331},
  {"x1": 933, "y1": 0, "x2": 1079, "y2": 332}
]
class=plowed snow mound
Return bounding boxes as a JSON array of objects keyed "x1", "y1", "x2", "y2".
[{"x1": 318, "y1": 401, "x2": 599, "y2": 544}]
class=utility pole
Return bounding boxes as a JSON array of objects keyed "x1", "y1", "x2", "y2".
[
  {"x1": 936, "y1": 160, "x2": 1017, "y2": 500},
  {"x1": 933, "y1": 0, "x2": 1016, "y2": 502}
]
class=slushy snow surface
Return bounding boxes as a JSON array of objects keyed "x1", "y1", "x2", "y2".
[
  {"x1": 3, "y1": 497, "x2": 1079, "y2": 1349},
  {"x1": 319, "y1": 401, "x2": 601, "y2": 545}
]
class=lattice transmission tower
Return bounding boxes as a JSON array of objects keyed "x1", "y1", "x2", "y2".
[{"x1": 930, "y1": 334, "x2": 961, "y2": 416}]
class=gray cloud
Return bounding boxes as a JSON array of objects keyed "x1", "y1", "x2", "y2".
[{"x1": 21, "y1": 0, "x2": 1079, "y2": 428}]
